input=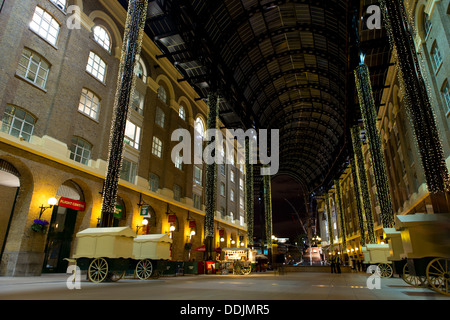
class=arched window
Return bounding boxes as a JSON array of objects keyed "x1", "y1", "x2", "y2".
[
  {"x1": 157, "y1": 86, "x2": 167, "y2": 104},
  {"x1": 179, "y1": 106, "x2": 186, "y2": 120},
  {"x1": 30, "y1": 6, "x2": 60, "y2": 46},
  {"x1": 78, "y1": 88, "x2": 100, "y2": 120},
  {"x1": 86, "y1": 51, "x2": 107, "y2": 82},
  {"x1": 195, "y1": 117, "x2": 205, "y2": 138},
  {"x1": 69, "y1": 137, "x2": 92, "y2": 165},
  {"x1": 93, "y1": 26, "x2": 111, "y2": 52},
  {"x1": 1, "y1": 105, "x2": 36, "y2": 142},
  {"x1": 423, "y1": 12, "x2": 432, "y2": 38},
  {"x1": 134, "y1": 57, "x2": 148, "y2": 83},
  {"x1": 17, "y1": 48, "x2": 50, "y2": 89}
]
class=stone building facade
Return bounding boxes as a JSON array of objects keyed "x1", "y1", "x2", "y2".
[{"x1": 0, "y1": 0, "x2": 248, "y2": 276}]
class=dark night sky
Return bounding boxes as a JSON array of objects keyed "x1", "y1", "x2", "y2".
[{"x1": 253, "y1": 175, "x2": 308, "y2": 240}]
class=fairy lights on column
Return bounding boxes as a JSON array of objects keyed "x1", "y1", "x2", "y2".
[
  {"x1": 355, "y1": 64, "x2": 394, "y2": 228},
  {"x1": 325, "y1": 193, "x2": 334, "y2": 249},
  {"x1": 263, "y1": 172, "x2": 273, "y2": 251},
  {"x1": 379, "y1": 0, "x2": 450, "y2": 201},
  {"x1": 100, "y1": 0, "x2": 148, "y2": 227},
  {"x1": 204, "y1": 92, "x2": 219, "y2": 259},
  {"x1": 334, "y1": 180, "x2": 347, "y2": 250},
  {"x1": 349, "y1": 157, "x2": 366, "y2": 247},
  {"x1": 351, "y1": 125, "x2": 376, "y2": 244},
  {"x1": 245, "y1": 139, "x2": 254, "y2": 247}
]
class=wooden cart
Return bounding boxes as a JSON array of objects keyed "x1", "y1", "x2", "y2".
[
  {"x1": 362, "y1": 243, "x2": 393, "y2": 278},
  {"x1": 71, "y1": 227, "x2": 172, "y2": 282},
  {"x1": 395, "y1": 213, "x2": 450, "y2": 295}
]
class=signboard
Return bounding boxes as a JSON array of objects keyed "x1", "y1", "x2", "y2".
[
  {"x1": 58, "y1": 197, "x2": 86, "y2": 211},
  {"x1": 189, "y1": 220, "x2": 196, "y2": 229},
  {"x1": 140, "y1": 206, "x2": 150, "y2": 217},
  {"x1": 224, "y1": 250, "x2": 247, "y2": 260},
  {"x1": 114, "y1": 205, "x2": 123, "y2": 219},
  {"x1": 168, "y1": 214, "x2": 176, "y2": 223}
]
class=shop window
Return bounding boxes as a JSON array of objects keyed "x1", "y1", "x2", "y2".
[
  {"x1": 30, "y1": 6, "x2": 60, "y2": 46},
  {"x1": 86, "y1": 51, "x2": 107, "y2": 83},
  {"x1": 149, "y1": 173, "x2": 159, "y2": 192},
  {"x1": 69, "y1": 137, "x2": 92, "y2": 165},
  {"x1": 124, "y1": 120, "x2": 141, "y2": 150},
  {"x1": 155, "y1": 107, "x2": 165, "y2": 128},
  {"x1": 92, "y1": 26, "x2": 111, "y2": 52},
  {"x1": 16, "y1": 48, "x2": 50, "y2": 89},
  {"x1": 152, "y1": 136, "x2": 163, "y2": 158},
  {"x1": 120, "y1": 158, "x2": 137, "y2": 183},
  {"x1": 78, "y1": 88, "x2": 100, "y2": 120},
  {"x1": 1, "y1": 105, "x2": 36, "y2": 142}
]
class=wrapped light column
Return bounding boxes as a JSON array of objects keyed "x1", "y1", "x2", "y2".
[
  {"x1": 263, "y1": 172, "x2": 273, "y2": 252},
  {"x1": 351, "y1": 125, "x2": 376, "y2": 244},
  {"x1": 325, "y1": 193, "x2": 334, "y2": 249},
  {"x1": 349, "y1": 157, "x2": 366, "y2": 246},
  {"x1": 245, "y1": 139, "x2": 254, "y2": 247},
  {"x1": 334, "y1": 180, "x2": 347, "y2": 251},
  {"x1": 380, "y1": 0, "x2": 449, "y2": 208},
  {"x1": 100, "y1": 0, "x2": 148, "y2": 227},
  {"x1": 355, "y1": 64, "x2": 395, "y2": 228},
  {"x1": 203, "y1": 92, "x2": 219, "y2": 260}
]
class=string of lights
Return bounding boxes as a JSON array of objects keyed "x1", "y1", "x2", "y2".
[
  {"x1": 245, "y1": 139, "x2": 254, "y2": 247},
  {"x1": 349, "y1": 157, "x2": 366, "y2": 246},
  {"x1": 355, "y1": 64, "x2": 395, "y2": 228},
  {"x1": 380, "y1": 0, "x2": 450, "y2": 196},
  {"x1": 325, "y1": 193, "x2": 334, "y2": 249},
  {"x1": 263, "y1": 172, "x2": 273, "y2": 250},
  {"x1": 100, "y1": 0, "x2": 148, "y2": 226},
  {"x1": 334, "y1": 180, "x2": 347, "y2": 250},
  {"x1": 351, "y1": 125, "x2": 376, "y2": 244}
]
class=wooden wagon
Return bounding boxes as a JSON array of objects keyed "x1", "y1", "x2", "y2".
[
  {"x1": 395, "y1": 213, "x2": 450, "y2": 295},
  {"x1": 362, "y1": 243, "x2": 393, "y2": 278},
  {"x1": 71, "y1": 227, "x2": 172, "y2": 282}
]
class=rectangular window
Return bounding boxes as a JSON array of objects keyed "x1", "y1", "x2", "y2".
[
  {"x1": 124, "y1": 120, "x2": 141, "y2": 150},
  {"x1": 220, "y1": 182, "x2": 225, "y2": 196},
  {"x1": 155, "y1": 107, "x2": 165, "y2": 128},
  {"x1": 173, "y1": 184, "x2": 181, "y2": 201},
  {"x1": 70, "y1": 137, "x2": 92, "y2": 165},
  {"x1": 1, "y1": 105, "x2": 36, "y2": 142},
  {"x1": 194, "y1": 166, "x2": 202, "y2": 185},
  {"x1": 30, "y1": 6, "x2": 60, "y2": 46},
  {"x1": 193, "y1": 193, "x2": 202, "y2": 210},
  {"x1": 152, "y1": 137, "x2": 163, "y2": 158},
  {"x1": 86, "y1": 51, "x2": 107, "y2": 82},
  {"x1": 230, "y1": 189, "x2": 234, "y2": 202},
  {"x1": 174, "y1": 153, "x2": 183, "y2": 170},
  {"x1": 131, "y1": 90, "x2": 144, "y2": 115},
  {"x1": 16, "y1": 48, "x2": 50, "y2": 89},
  {"x1": 120, "y1": 158, "x2": 137, "y2": 183},
  {"x1": 149, "y1": 173, "x2": 159, "y2": 192},
  {"x1": 444, "y1": 82, "x2": 450, "y2": 113},
  {"x1": 230, "y1": 169, "x2": 235, "y2": 183},
  {"x1": 240, "y1": 177, "x2": 244, "y2": 190},
  {"x1": 78, "y1": 88, "x2": 100, "y2": 120},
  {"x1": 432, "y1": 43, "x2": 443, "y2": 71}
]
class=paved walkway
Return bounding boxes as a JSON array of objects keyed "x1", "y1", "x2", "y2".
[{"x1": 0, "y1": 271, "x2": 448, "y2": 301}]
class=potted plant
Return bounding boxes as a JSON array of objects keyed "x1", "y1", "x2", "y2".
[
  {"x1": 184, "y1": 242, "x2": 192, "y2": 250},
  {"x1": 31, "y1": 219, "x2": 49, "y2": 234}
]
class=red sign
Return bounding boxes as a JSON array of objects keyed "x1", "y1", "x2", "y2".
[
  {"x1": 189, "y1": 220, "x2": 196, "y2": 229},
  {"x1": 219, "y1": 229, "x2": 225, "y2": 236},
  {"x1": 168, "y1": 214, "x2": 177, "y2": 223},
  {"x1": 58, "y1": 197, "x2": 86, "y2": 211}
]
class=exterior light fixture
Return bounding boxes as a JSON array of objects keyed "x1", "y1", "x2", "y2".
[
  {"x1": 190, "y1": 230, "x2": 196, "y2": 236},
  {"x1": 136, "y1": 218, "x2": 149, "y2": 233},
  {"x1": 220, "y1": 237, "x2": 225, "y2": 242},
  {"x1": 38, "y1": 197, "x2": 57, "y2": 219},
  {"x1": 170, "y1": 225, "x2": 176, "y2": 232}
]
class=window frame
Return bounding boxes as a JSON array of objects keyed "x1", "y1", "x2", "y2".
[
  {"x1": 16, "y1": 48, "x2": 50, "y2": 89},
  {"x1": 69, "y1": 136, "x2": 92, "y2": 165},
  {"x1": 86, "y1": 51, "x2": 107, "y2": 83},
  {"x1": 124, "y1": 120, "x2": 141, "y2": 150},
  {"x1": 29, "y1": 6, "x2": 61, "y2": 47},
  {"x1": 92, "y1": 25, "x2": 112, "y2": 53},
  {"x1": 1, "y1": 105, "x2": 36, "y2": 142},
  {"x1": 78, "y1": 88, "x2": 100, "y2": 121},
  {"x1": 152, "y1": 136, "x2": 163, "y2": 158}
]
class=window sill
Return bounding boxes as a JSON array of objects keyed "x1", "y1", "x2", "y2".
[
  {"x1": 434, "y1": 61, "x2": 443, "y2": 76},
  {"x1": 15, "y1": 74, "x2": 48, "y2": 93},
  {"x1": 29, "y1": 28, "x2": 59, "y2": 50},
  {"x1": 85, "y1": 71, "x2": 107, "y2": 86},
  {"x1": 77, "y1": 110, "x2": 100, "y2": 123}
]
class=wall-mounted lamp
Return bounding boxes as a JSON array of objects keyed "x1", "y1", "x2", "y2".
[
  {"x1": 190, "y1": 230, "x2": 196, "y2": 237},
  {"x1": 169, "y1": 225, "x2": 176, "y2": 232},
  {"x1": 220, "y1": 237, "x2": 225, "y2": 242},
  {"x1": 38, "y1": 197, "x2": 57, "y2": 219},
  {"x1": 136, "y1": 218, "x2": 149, "y2": 233}
]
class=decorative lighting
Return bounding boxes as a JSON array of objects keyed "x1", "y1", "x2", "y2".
[
  {"x1": 220, "y1": 237, "x2": 225, "y2": 242},
  {"x1": 355, "y1": 64, "x2": 395, "y2": 228},
  {"x1": 100, "y1": 0, "x2": 148, "y2": 227},
  {"x1": 263, "y1": 173, "x2": 273, "y2": 250},
  {"x1": 169, "y1": 225, "x2": 176, "y2": 232},
  {"x1": 325, "y1": 193, "x2": 334, "y2": 248},
  {"x1": 334, "y1": 179, "x2": 347, "y2": 249},
  {"x1": 245, "y1": 139, "x2": 254, "y2": 246},
  {"x1": 190, "y1": 230, "x2": 196, "y2": 237},
  {"x1": 38, "y1": 197, "x2": 57, "y2": 219},
  {"x1": 380, "y1": 0, "x2": 450, "y2": 196}
]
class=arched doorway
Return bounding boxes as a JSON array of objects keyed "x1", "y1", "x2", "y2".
[
  {"x1": 42, "y1": 180, "x2": 85, "y2": 273},
  {"x1": 0, "y1": 160, "x2": 21, "y2": 263}
]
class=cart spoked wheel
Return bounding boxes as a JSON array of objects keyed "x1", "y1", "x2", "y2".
[
  {"x1": 242, "y1": 266, "x2": 252, "y2": 275},
  {"x1": 136, "y1": 259, "x2": 153, "y2": 280},
  {"x1": 88, "y1": 258, "x2": 109, "y2": 283},
  {"x1": 402, "y1": 263, "x2": 426, "y2": 287},
  {"x1": 377, "y1": 263, "x2": 393, "y2": 278},
  {"x1": 426, "y1": 258, "x2": 450, "y2": 296},
  {"x1": 108, "y1": 270, "x2": 125, "y2": 282}
]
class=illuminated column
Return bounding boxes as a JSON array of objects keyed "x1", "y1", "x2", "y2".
[
  {"x1": 380, "y1": 0, "x2": 450, "y2": 211},
  {"x1": 263, "y1": 173, "x2": 273, "y2": 252},
  {"x1": 351, "y1": 125, "x2": 376, "y2": 244},
  {"x1": 100, "y1": 0, "x2": 148, "y2": 227},
  {"x1": 245, "y1": 139, "x2": 254, "y2": 247},
  {"x1": 335, "y1": 180, "x2": 347, "y2": 250},
  {"x1": 355, "y1": 64, "x2": 394, "y2": 228},
  {"x1": 204, "y1": 92, "x2": 219, "y2": 260},
  {"x1": 350, "y1": 157, "x2": 366, "y2": 246},
  {"x1": 325, "y1": 193, "x2": 334, "y2": 249}
]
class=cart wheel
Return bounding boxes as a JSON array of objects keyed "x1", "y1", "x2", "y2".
[
  {"x1": 378, "y1": 263, "x2": 393, "y2": 278},
  {"x1": 242, "y1": 267, "x2": 252, "y2": 275},
  {"x1": 136, "y1": 259, "x2": 153, "y2": 280},
  {"x1": 108, "y1": 270, "x2": 125, "y2": 282},
  {"x1": 88, "y1": 258, "x2": 109, "y2": 283},
  {"x1": 426, "y1": 258, "x2": 450, "y2": 296},
  {"x1": 402, "y1": 262, "x2": 426, "y2": 287}
]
